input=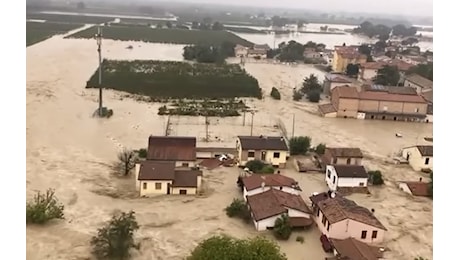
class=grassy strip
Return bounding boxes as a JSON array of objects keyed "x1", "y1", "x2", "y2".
[
  {"x1": 26, "y1": 21, "x2": 82, "y2": 46},
  {"x1": 86, "y1": 60, "x2": 262, "y2": 99},
  {"x1": 225, "y1": 26, "x2": 267, "y2": 34},
  {"x1": 26, "y1": 13, "x2": 113, "y2": 24},
  {"x1": 66, "y1": 25, "x2": 253, "y2": 46},
  {"x1": 119, "y1": 18, "x2": 176, "y2": 24}
]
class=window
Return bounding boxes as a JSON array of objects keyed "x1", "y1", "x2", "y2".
[
  {"x1": 182, "y1": 162, "x2": 189, "y2": 167},
  {"x1": 322, "y1": 215, "x2": 326, "y2": 225},
  {"x1": 274, "y1": 152, "x2": 280, "y2": 158},
  {"x1": 327, "y1": 169, "x2": 331, "y2": 178},
  {"x1": 346, "y1": 158, "x2": 351, "y2": 164},
  {"x1": 155, "y1": 183, "x2": 162, "y2": 190},
  {"x1": 383, "y1": 106, "x2": 388, "y2": 111},
  {"x1": 361, "y1": 230, "x2": 367, "y2": 239},
  {"x1": 248, "y1": 151, "x2": 255, "y2": 158},
  {"x1": 333, "y1": 176, "x2": 336, "y2": 184},
  {"x1": 143, "y1": 183, "x2": 147, "y2": 190},
  {"x1": 317, "y1": 208, "x2": 320, "y2": 217},
  {"x1": 370, "y1": 115, "x2": 375, "y2": 119},
  {"x1": 179, "y1": 189, "x2": 187, "y2": 195},
  {"x1": 425, "y1": 158, "x2": 430, "y2": 165},
  {"x1": 327, "y1": 222, "x2": 330, "y2": 231},
  {"x1": 359, "y1": 182, "x2": 365, "y2": 186},
  {"x1": 372, "y1": 230, "x2": 378, "y2": 239}
]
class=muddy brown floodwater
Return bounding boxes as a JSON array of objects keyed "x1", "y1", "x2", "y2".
[{"x1": 27, "y1": 32, "x2": 432, "y2": 260}]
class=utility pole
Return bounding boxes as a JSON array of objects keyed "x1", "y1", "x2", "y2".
[
  {"x1": 292, "y1": 113, "x2": 295, "y2": 138},
  {"x1": 243, "y1": 110, "x2": 246, "y2": 126},
  {"x1": 250, "y1": 111, "x2": 255, "y2": 136},
  {"x1": 95, "y1": 26, "x2": 103, "y2": 116},
  {"x1": 205, "y1": 115, "x2": 209, "y2": 142}
]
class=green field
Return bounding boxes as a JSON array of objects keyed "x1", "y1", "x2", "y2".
[
  {"x1": 86, "y1": 60, "x2": 262, "y2": 99},
  {"x1": 225, "y1": 26, "x2": 267, "y2": 34},
  {"x1": 66, "y1": 25, "x2": 253, "y2": 46},
  {"x1": 26, "y1": 22, "x2": 82, "y2": 47},
  {"x1": 27, "y1": 13, "x2": 113, "y2": 24}
]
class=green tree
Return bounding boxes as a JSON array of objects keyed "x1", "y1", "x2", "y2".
[
  {"x1": 273, "y1": 214, "x2": 292, "y2": 240},
  {"x1": 260, "y1": 165, "x2": 275, "y2": 174},
  {"x1": 368, "y1": 171, "x2": 384, "y2": 185},
  {"x1": 358, "y1": 44, "x2": 373, "y2": 62},
  {"x1": 406, "y1": 63, "x2": 433, "y2": 81},
  {"x1": 225, "y1": 198, "x2": 251, "y2": 222},
  {"x1": 289, "y1": 136, "x2": 311, "y2": 155},
  {"x1": 346, "y1": 64, "x2": 360, "y2": 77},
  {"x1": 221, "y1": 41, "x2": 236, "y2": 57},
  {"x1": 188, "y1": 235, "x2": 287, "y2": 260},
  {"x1": 270, "y1": 87, "x2": 281, "y2": 100},
  {"x1": 245, "y1": 159, "x2": 265, "y2": 172},
  {"x1": 301, "y1": 74, "x2": 322, "y2": 94},
  {"x1": 374, "y1": 65, "x2": 400, "y2": 86},
  {"x1": 136, "y1": 148, "x2": 147, "y2": 159},
  {"x1": 315, "y1": 143, "x2": 326, "y2": 155},
  {"x1": 91, "y1": 211, "x2": 140, "y2": 260},
  {"x1": 26, "y1": 188, "x2": 65, "y2": 224},
  {"x1": 117, "y1": 149, "x2": 138, "y2": 176},
  {"x1": 307, "y1": 90, "x2": 321, "y2": 103},
  {"x1": 293, "y1": 90, "x2": 303, "y2": 101},
  {"x1": 374, "y1": 40, "x2": 387, "y2": 53}
]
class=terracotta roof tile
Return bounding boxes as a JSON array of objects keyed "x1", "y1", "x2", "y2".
[
  {"x1": 330, "y1": 238, "x2": 384, "y2": 260},
  {"x1": 242, "y1": 174, "x2": 301, "y2": 191},
  {"x1": 318, "y1": 104, "x2": 337, "y2": 115},
  {"x1": 138, "y1": 161, "x2": 175, "y2": 180},
  {"x1": 332, "y1": 86, "x2": 359, "y2": 99},
  {"x1": 289, "y1": 217, "x2": 313, "y2": 227},
  {"x1": 416, "y1": 145, "x2": 433, "y2": 156},
  {"x1": 247, "y1": 189, "x2": 311, "y2": 221},
  {"x1": 327, "y1": 148, "x2": 363, "y2": 158},
  {"x1": 313, "y1": 195, "x2": 386, "y2": 230},
  {"x1": 147, "y1": 136, "x2": 196, "y2": 161},
  {"x1": 358, "y1": 91, "x2": 426, "y2": 103},
  {"x1": 405, "y1": 74, "x2": 433, "y2": 89},
  {"x1": 332, "y1": 165, "x2": 368, "y2": 178},
  {"x1": 402, "y1": 181, "x2": 430, "y2": 197},
  {"x1": 325, "y1": 74, "x2": 353, "y2": 83},
  {"x1": 238, "y1": 136, "x2": 288, "y2": 151},
  {"x1": 172, "y1": 170, "x2": 201, "y2": 188}
]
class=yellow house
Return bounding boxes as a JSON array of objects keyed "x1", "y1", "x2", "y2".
[
  {"x1": 332, "y1": 46, "x2": 367, "y2": 73},
  {"x1": 135, "y1": 161, "x2": 202, "y2": 196},
  {"x1": 401, "y1": 145, "x2": 433, "y2": 171},
  {"x1": 236, "y1": 135, "x2": 289, "y2": 168}
]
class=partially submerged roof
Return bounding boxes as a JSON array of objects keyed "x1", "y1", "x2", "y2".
[
  {"x1": 173, "y1": 170, "x2": 201, "y2": 188},
  {"x1": 325, "y1": 74, "x2": 353, "y2": 83},
  {"x1": 247, "y1": 189, "x2": 311, "y2": 221},
  {"x1": 332, "y1": 165, "x2": 368, "y2": 178},
  {"x1": 401, "y1": 181, "x2": 430, "y2": 197},
  {"x1": 405, "y1": 74, "x2": 433, "y2": 90},
  {"x1": 147, "y1": 136, "x2": 196, "y2": 161},
  {"x1": 332, "y1": 86, "x2": 359, "y2": 99},
  {"x1": 318, "y1": 104, "x2": 337, "y2": 115},
  {"x1": 326, "y1": 147, "x2": 363, "y2": 158},
  {"x1": 330, "y1": 238, "x2": 384, "y2": 260},
  {"x1": 138, "y1": 161, "x2": 176, "y2": 180},
  {"x1": 242, "y1": 174, "x2": 301, "y2": 191},
  {"x1": 312, "y1": 195, "x2": 386, "y2": 230},
  {"x1": 238, "y1": 136, "x2": 288, "y2": 151},
  {"x1": 416, "y1": 145, "x2": 433, "y2": 156}
]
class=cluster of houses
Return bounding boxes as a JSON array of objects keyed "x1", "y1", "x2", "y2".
[
  {"x1": 321, "y1": 45, "x2": 433, "y2": 123},
  {"x1": 234, "y1": 43, "x2": 271, "y2": 59}
]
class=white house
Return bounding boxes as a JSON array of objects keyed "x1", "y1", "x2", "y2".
[
  {"x1": 241, "y1": 174, "x2": 302, "y2": 201},
  {"x1": 325, "y1": 165, "x2": 368, "y2": 191},
  {"x1": 401, "y1": 145, "x2": 433, "y2": 171},
  {"x1": 246, "y1": 189, "x2": 312, "y2": 231},
  {"x1": 236, "y1": 135, "x2": 289, "y2": 168}
]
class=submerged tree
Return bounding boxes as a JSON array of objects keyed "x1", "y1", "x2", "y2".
[
  {"x1": 289, "y1": 136, "x2": 311, "y2": 155},
  {"x1": 273, "y1": 214, "x2": 292, "y2": 240},
  {"x1": 26, "y1": 188, "x2": 65, "y2": 224},
  {"x1": 91, "y1": 211, "x2": 140, "y2": 260},
  {"x1": 117, "y1": 149, "x2": 138, "y2": 176}
]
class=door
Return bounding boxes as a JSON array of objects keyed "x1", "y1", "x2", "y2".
[
  {"x1": 261, "y1": 151, "x2": 266, "y2": 161},
  {"x1": 406, "y1": 154, "x2": 410, "y2": 161},
  {"x1": 167, "y1": 183, "x2": 171, "y2": 195}
]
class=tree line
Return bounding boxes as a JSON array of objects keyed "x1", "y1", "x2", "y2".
[{"x1": 183, "y1": 41, "x2": 236, "y2": 63}]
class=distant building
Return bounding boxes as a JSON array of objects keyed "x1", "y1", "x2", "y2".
[
  {"x1": 247, "y1": 49, "x2": 267, "y2": 59},
  {"x1": 241, "y1": 174, "x2": 302, "y2": 201},
  {"x1": 404, "y1": 74, "x2": 433, "y2": 94},
  {"x1": 400, "y1": 145, "x2": 433, "y2": 171},
  {"x1": 234, "y1": 44, "x2": 248, "y2": 57},
  {"x1": 236, "y1": 135, "x2": 289, "y2": 168},
  {"x1": 310, "y1": 192, "x2": 387, "y2": 244},
  {"x1": 135, "y1": 161, "x2": 202, "y2": 196},
  {"x1": 253, "y1": 44, "x2": 271, "y2": 51},
  {"x1": 332, "y1": 46, "x2": 367, "y2": 73}
]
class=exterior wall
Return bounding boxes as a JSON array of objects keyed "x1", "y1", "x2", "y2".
[
  {"x1": 404, "y1": 80, "x2": 423, "y2": 94},
  {"x1": 135, "y1": 163, "x2": 141, "y2": 190},
  {"x1": 239, "y1": 149, "x2": 287, "y2": 167},
  {"x1": 235, "y1": 48, "x2": 248, "y2": 57},
  {"x1": 332, "y1": 51, "x2": 341, "y2": 72},
  {"x1": 362, "y1": 69, "x2": 378, "y2": 80},
  {"x1": 398, "y1": 183, "x2": 412, "y2": 195},
  {"x1": 336, "y1": 98, "x2": 359, "y2": 118},
  {"x1": 287, "y1": 208, "x2": 311, "y2": 218},
  {"x1": 253, "y1": 214, "x2": 281, "y2": 231},
  {"x1": 247, "y1": 54, "x2": 267, "y2": 59},
  {"x1": 244, "y1": 186, "x2": 301, "y2": 201},
  {"x1": 324, "y1": 111, "x2": 337, "y2": 118},
  {"x1": 313, "y1": 208, "x2": 385, "y2": 243},
  {"x1": 359, "y1": 100, "x2": 380, "y2": 112},
  {"x1": 401, "y1": 102, "x2": 427, "y2": 115},
  {"x1": 139, "y1": 180, "x2": 172, "y2": 197},
  {"x1": 325, "y1": 165, "x2": 367, "y2": 191},
  {"x1": 425, "y1": 114, "x2": 433, "y2": 123},
  {"x1": 196, "y1": 151, "x2": 213, "y2": 159},
  {"x1": 325, "y1": 165, "x2": 339, "y2": 190},
  {"x1": 401, "y1": 147, "x2": 433, "y2": 171},
  {"x1": 359, "y1": 100, "x2": 427, "y2": 117},
  {"x1": 175, "y1": 160, "x2": 195, "y2": 168},
  {"x1": 323, "y1": 150, "x2": 363, "y2": 166},
  {"x1": 330, "y1": 82, "x2": 348, "y2": 93},
  {"x1": 171, "y1": 187, "x2": 197, "y2": 195}
]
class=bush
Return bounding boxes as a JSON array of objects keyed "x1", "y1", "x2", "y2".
[
  {"x1": 260, "y1": 165, "x2": 275, "y2": 174},
  {"x1": 225, "y1": 198, "x2": 251, "y2": 223},
  {"x1": 117, "y1": 149, "x2": 138, "y2": 176},
  {"x1": 296, "y1": 236, "x2": 305, "y2": 244},
  {"x1": 245, "y1": 159, "x2": 265, "y2": 172},
  {"x1": 270, "y1": 87, "x2": 281, "y2": 100},
  {"x1": 293, "y1": 90, "x2": 303, "y2": 101},
  {"x1": 273, "y1": 214, "x2": 292, "y2": 240},
  {"x1": 188, "y1": 235, "x2": 287, "y2": 260},
  {"x1": 91, "y1": 211, "x2": 140, "y2": 260},
  {"x1": 307, "y1": 90, "x2": 321, "y2": 102},
  {"x1": 315, "y1": 143, "x2": 326, "y2": 155},
  {"x1": 368, "y1": 170, "x2": 384, "y2": 185},
  {"x1": 26, "y1": 189, "x2": 65, "y2": 224},
  {"x1": 137, "y1": 148, "x2": 147, "y2": 158},
  {"x1": 289, "y1": 136, "x2": 312, "y2": 155}
]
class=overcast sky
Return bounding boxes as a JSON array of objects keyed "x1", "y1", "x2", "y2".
[{"x1": 165, "y1": 0, "x2": 433, "y2": 17}]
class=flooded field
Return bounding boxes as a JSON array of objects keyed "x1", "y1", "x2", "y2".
[{"x1": 27, "y1": 35, "x2": 432, "y2": 260}]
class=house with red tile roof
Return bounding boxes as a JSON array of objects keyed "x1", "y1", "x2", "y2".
[
  {"x1": 310, "y1": 192, "x2": 387, "y2": 244},
  {"x1": 236, "y1": 135, "x2": 289, "y2": 168},
  {"x1": 241, "y1": 174, "x2": 302, "y2": 201},
  {"x1": 330, "y1": 238, "x2": 386, "y2": 260},
  {"x1": 247, "y1": 189, "x2": 312, "y2": 231},
  {"x1": 147, "y1": 136, "x2": 197, "y2": 167},
  {"x1": 398, "y1": 178, "x2": 430, "y2": 197}
]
